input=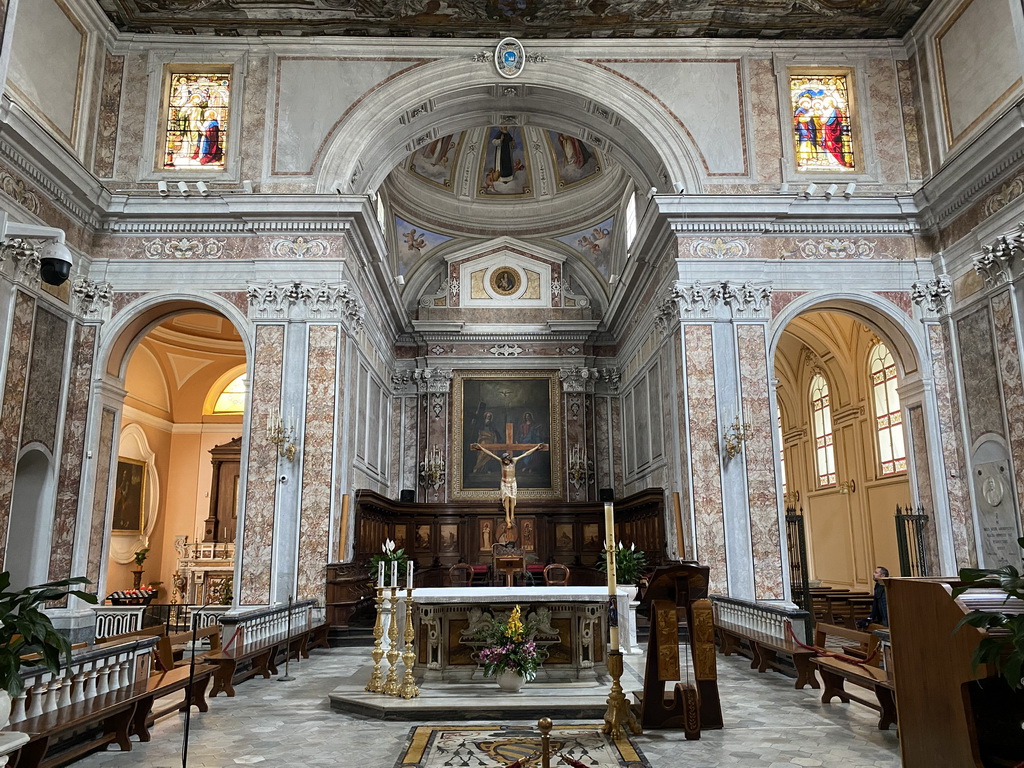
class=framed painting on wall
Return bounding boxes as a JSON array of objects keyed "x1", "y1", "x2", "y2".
[
  {"x1": 450, "y1": 370, "x2": 562, "y2": 500},
  {"x1": 112, "y1": 458, "x2": 146, "y2": 534}
]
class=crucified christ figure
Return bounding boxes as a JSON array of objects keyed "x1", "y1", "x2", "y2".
[{"x1": 470, "y1": 442, "x2": 548, "y2": 527}]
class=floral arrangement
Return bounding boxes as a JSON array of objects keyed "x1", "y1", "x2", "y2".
[
  {"x1": 369, "y1": 538, "x2": 408, "y2": 586},
  {"x1": 596, "y1": 541, "x2": 648, "y2": 586},
  {"x1": 133, "y1": 547, "x2": 150, "y2": 567},
  {"x1": 473, "y1": 605, "x2": 540, "y2": 681}
]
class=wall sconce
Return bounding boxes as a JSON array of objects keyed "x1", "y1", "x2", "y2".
[
  {"x1": 419, "y1": 445, "x2": 446, "y2": 490},
  {"x1": 567, "y1": 443, "x2": 593, "y2": 490},
  {"x1": 838, "y1": 479, "x2": 856, "y2": 494},
  {"x1": 783, "y1": 490, "x2": 801, "y2": 505},
  {"x1": 722, "y1": 417, "x2": 750, "y2": 460},
  {"x1": 267, "y1": 408, "x2": 298, "y2": 462}
]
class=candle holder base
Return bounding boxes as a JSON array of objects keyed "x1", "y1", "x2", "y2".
[{"x1": 600, "y1": 650, "x2": 642, "y2": 740}]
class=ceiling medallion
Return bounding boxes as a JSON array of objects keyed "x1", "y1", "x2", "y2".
[{"x1": 495, "y1": 37, "x2": 526, "y2": 79}]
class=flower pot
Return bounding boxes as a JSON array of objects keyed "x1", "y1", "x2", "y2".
[{"x1": 495, "y1": 670, "x2": 525, "y2": 693}]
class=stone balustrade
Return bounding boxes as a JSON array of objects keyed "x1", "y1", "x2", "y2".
[
  {"x1": 92, "y1": 605, "x2": 147, "y2": 639},
  {"x1": 710, "y1": 595, "x2": 813, "y2": 645},
  {"x1": 218, "y1": 600, "x2": 320, "y2": 650},
  {"x1": 10, "y1": 636, "x2": 157, "y2": 726}
]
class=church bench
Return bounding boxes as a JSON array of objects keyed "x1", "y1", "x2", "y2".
[
  {"x1": 204, "y1": 637, "x2": 281, "y2": 697},
  {"x1": 808, "y1": 622, "x2": 896, "y2": 730}
]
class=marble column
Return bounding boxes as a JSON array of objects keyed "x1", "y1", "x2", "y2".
[
  {"x1": 560, "y1": 366, "x2": 601, "y2": 502},
  {"x1": 414, "y1": 368, "x2": 453, "y2": 503}
]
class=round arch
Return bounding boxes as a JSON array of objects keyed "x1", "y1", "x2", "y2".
[{"x1": 316, "y1": 57, "x2": 706, "y2": 196}]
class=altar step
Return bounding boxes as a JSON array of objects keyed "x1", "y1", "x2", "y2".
[{"x1": 328, "y1": 626, "x2": 376, "y2": 647}]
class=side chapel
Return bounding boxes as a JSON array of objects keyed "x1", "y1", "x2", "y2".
[{"x1": 0, "y1": 0, "x2": 1022, "y2": 641}]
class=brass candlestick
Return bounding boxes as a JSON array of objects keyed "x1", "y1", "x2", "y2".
[
  {"x1": 365, "y1": 586, "x2": 386, "y2": 693},
  {"x1": 398, "y1": 587, "x2": 420, "y2": 699},
  {"x1": 383, "y1": 587, "x2": 401, "y2": 695},
  {"x1": 600, "y1": 650, "x2": 642, "y2": 739}
]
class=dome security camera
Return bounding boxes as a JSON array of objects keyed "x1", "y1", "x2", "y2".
[{"x1": 39, "y1": 240, "x2": 72, "y2": 286}]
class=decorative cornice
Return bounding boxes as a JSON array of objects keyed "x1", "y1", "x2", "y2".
[
  {"x1": 102, "y1": 220, "x2": 354, "y2": 235},
  {"x1": 0, "y1": 137, "x2": 102, "y2": 230},
  {"x1": 72, "y1": 277, "x2": 114, "y2": 320},
  {"x1": 246, "y1": 280, "x2": 365, "y2": 328},
  {"x1": 910, "y1": 275, "x2": 952, "y2": 314}
]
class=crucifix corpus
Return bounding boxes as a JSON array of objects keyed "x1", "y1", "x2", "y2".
[{"x1": 471, "y1": 423, "x2": 549, "y2": 528}]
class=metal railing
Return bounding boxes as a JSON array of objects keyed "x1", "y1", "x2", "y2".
[{"x1": 895, "y1": 505, "x2": 929, "y2": 577}]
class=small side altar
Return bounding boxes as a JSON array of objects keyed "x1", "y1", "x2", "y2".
[{"x1": 412, "y1": 586, "x2": 629, "y2": 683}]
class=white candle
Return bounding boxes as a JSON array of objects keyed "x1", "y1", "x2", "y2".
[
  {"x1": 407, "y1": 560, "x2": 414, "y2": 590},
  {"x1": 391, "y1": 560, "x2": 398, "y2": 589},
  {"x1": 377, "y1": 561, "x2": 384, "y2": 589},
  {"x1": 604, "y1": 501, "x2": 619, "y2": 651}
]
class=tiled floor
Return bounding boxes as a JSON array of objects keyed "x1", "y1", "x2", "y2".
[{"x1": 72, "y1": 646, "x2": 900, "y2": 768}]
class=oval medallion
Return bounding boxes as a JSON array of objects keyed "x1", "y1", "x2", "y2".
[{"x1": 495, "y1": 37, "x2": 526, "y2": 79}]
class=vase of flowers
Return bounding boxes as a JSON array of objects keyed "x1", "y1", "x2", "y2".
[
  {"x1": 368, "y1": 539, "x2": 408, "y2": 587},
  {"x1": 473, "y1": 605, "x2": 540, "y2": 693}
]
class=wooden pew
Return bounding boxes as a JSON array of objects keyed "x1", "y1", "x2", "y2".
[{"x1": 808, "y1": 622, "x2": 896, "y2": 730}]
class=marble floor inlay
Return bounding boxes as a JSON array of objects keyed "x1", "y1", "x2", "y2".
[{"x1": 69, "y1": 645, "x2": 900, "y2": 768}]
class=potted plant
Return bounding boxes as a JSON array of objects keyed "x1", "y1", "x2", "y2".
[
  {"x1": 597, "y1": 541, "x2": 648, "y2": 592},
  {"x1": 953, "y1": 535, "x2": 1024, "y2": 690},
  {"x1": 472, "y1": 605, "x2": 540, "y2": 693},
  {"x1": 368, "y1": 539, "x2": 408, "y2": 587},
  {"x1": 131, "y1": 547, "x2": 149, "y2": 590},
  {"x1": 0, "y1": 573, "x2": 97, "y2": 725}
]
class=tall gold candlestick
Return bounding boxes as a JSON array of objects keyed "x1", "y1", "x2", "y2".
[
  {"x1": 383, "y1": 586, "x2": 402, "y2": 695},
  {"x1": 365, "y1": 587, "x2": 386, "y2": 693},
  {"x1": 398, "y1": 587, "x2": 420, "y2": 699}
]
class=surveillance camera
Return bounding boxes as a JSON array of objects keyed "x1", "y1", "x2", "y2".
[{"x1": 39, "y1": 240, "x2": 72, "y2": 286}]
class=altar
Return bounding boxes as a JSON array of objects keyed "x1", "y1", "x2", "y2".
[{"x1": 412, "y1": 586, "x2": 630, "y2": 683}]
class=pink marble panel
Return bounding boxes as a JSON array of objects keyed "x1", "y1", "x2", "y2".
[
  {"x1": 87, "y1": 408, "x2": 116, "y2": 591},
  {"x1": 737, "y1": 324, "x2": 784, "y2": 600},
  {"x1": 239, "y1": 57, "x2": 269, "y2": 182},
  {"x1": 240, "y1": 324, "x2": 285, "y2": 605},
  {"x1": 216, "y1": 290, "x2": 249, "y2": 315},
  {"x1": 611, "y1": 396, "x2": 623, "y2": 497},
  {"x1": 897, "y1": 58, "x2": 924, "y2": 182},
  {"x1": 94, "y1": 53, "x2": 124, "y2": 178},
  {"x1": 21, "y1": 307, "x2": 67, "y2": 452},
  {"x1": 906, "y1": 405, "x2": 940, "y2": 575},
  {"x1": 867, "y1": 58, "x2": 907, "y2": 185},
  {"x1": 594, "y1": 395, "x2": 612, "y2": 492},
  {"x1": 403, "y1": 396, "x2": 419, "y2": 494},
  {"x1": 297, "y1": 325, "x2": 338, "y2": 603},
  {"x1": 929, "y1": 323, "x2": 975, "y2": 569},
  {"x1": 112, "y1": 292, "x2": 146, "y2": 316},
  {"x1": 671, "y1": 333, "x2": 692, "y2": 557},
  {"x1": 771, "y1": 290, "x2": 807, "y2": 319},
  {"x1": 748, "y1": 59, "x2": 783, "y2": 184},
  {"x1": 564, "y1": 393, "x2": 585, "y2": 502},
  {"x1": 991, "y1": 292, "x2": 1024, "y2": 532},
  {"x1": 875, "y1": 290, "x2": 912, "y2": 317},
  {"x1": 0, "y1": 291, "x2": 34, "y2": 567},
  {"x1": 114, "y1": 54, "x2": 148, "y2": 185},
  {"x1": 48, "y1": 324, "x2": 97, "y2": 583},
  {"x1": 684, "y1": 324, "x2": 727, "y2": 595}
]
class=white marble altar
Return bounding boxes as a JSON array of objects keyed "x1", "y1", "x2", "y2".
[{"x1": 411, "y1": 587, "x2": 630, "y2": 683}]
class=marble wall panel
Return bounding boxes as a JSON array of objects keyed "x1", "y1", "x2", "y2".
[
  {"x1": 93, "y1": 234, "x2": 347, "y2": 261},
  {"x1": 49, "y1": 323, "x2": 96, "y2": 583},
  {"x1": 0, "y1": 291, "x2": 34, "y2": 568},
  {"x1": 874, "y1": 290, "x2": 912, "y2": 317},
  {"x1": 86, "y1": 407, "x2": 116, "y2": 591},
  {"x1": 677, "y1": 235, "x2": 916, "y2": 261},
  {"x1": 737, "y1": 324, "x2": 784, "y2": 600},
  {"x1": 21, "y1": 306, "x2": 67, "y2": 453},
  {"x1": 239, "y1": 324, "x2": 285, "y2": 605},
  {"x1": 906, "y1": 404, "x2": 941, "y2": 575},
  {"x1": 565, "y1": 392, "x2": 586, "y2": 502},
  {"x1": 94, "y1": 53, "x2": 124, "y2": 178},
  {"x1": 684, "y1": 324, "x2": 727, "y2": 595},
  {"x1": 425, "y1": 391, "x2": 448, "y2": 503},
  {"x1": 867, "y1": 57, "x2": 907, "y2": 185},
  {"x1": 896, "y1": 58, "x2": 924, "y2": 182},
  {"x1": 403, "y1": 396, "x2": 418, "y2": 494},
  {"x1": 611, "y1": 396, "x2": 623, "y2": 497},
  {"x1": 111, "y1": 292, "x2": 146, "y2": 316},
  {"x1": 929, "y1": 323, "x2": 975, "y2": 569},
  {"x1": 957, "y1": 306, "x2": 1003, "y2": 444},
  {"x1": 671, "y1": 330, "x2": 693, "y2": 557},
  {"x1": 215, "y1": 290, "x2": 249, "y2": 316},
  {"x1": 991, "y1": 291, "x2": 1024, "y2": 527},
  {"x1": 297, "y1": 325, "x2": 338, "y2": 603},
  {"x1": 594, "y1": 396, "x2": 612, "y2": 492},
  {"x1": 114, "y1": 53, "x2": 148, "y2": 182},
  {"x1": 748, "y1": 59, "x2": 783, "y2": 184},
  {"x1": 239, "y1": 56, "x2": 269, "y2": 183},
  {"x1": 771, "y1": 290, "x2": 808, "y2": 319}
]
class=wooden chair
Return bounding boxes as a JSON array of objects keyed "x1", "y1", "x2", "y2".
[
  {"x1": 448, "y1": 562, "x2": 473, "y2": 587},
  {"x1": 543, "y1": 563, "x2": 570, "y2": 586}
]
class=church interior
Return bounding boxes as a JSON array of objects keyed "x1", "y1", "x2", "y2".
[{"x1": 1, "y1": 0, "x2": 1024, "y2": 765}]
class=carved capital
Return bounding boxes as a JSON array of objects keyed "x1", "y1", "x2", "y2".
[
  {"x1": 668, "y1": 279, "x2": 772, "y2": 318},
  {"x1": 1, "y1": 238, "x2": 41, "y2": 283},
  {"x1": 973, "y1": 226, "x2": 1022, "y2": 286},
  {"x1": 559, "y1": 366, "x2": 600, "y2": 393},
  {"x1": 72, "y1": 277, "x2": 114, "y2": 319},
  {"x1": 412, "y1": 367, "x2": 453, "y2": 394},
  {"x1": 910, "y1": 275, "x2": 952, "y2": 314},
  {"x1": 247, "y1": 280, "x2": 365, "y2": 328}
]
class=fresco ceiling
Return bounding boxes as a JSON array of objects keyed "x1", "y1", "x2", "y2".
[{"x1": 95, "y1": 0, "x2": 932, "y2": 38}]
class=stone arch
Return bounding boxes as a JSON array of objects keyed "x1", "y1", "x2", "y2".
[{"x1": 317, "y1": 57, "x2": 706, "y2": 196}]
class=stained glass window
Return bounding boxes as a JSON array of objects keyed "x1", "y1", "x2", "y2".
[
  {"x1": 163, "y1": 73, "x2": 230, "y2": 170},
  {"x1": 790, "y1": 74, "x2": 855, "y2": 171},
  {"x1": 213, "y1": 373, "x2": 246, "y2": 415},
  {"x1": 869, "y1": 342, "x2": 907, "y2": 476},
  {"x1": 810, "y1": 373, "x2": 836, "y2": 487}
]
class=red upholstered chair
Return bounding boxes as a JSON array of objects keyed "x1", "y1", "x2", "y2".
[{"x1": 544, "y1": 563, "x2": 571, "y2": 586}]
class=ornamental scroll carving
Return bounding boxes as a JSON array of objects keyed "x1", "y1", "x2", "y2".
[
  {"x1": 143, "y1": 237, "x2": 226, "y2": 259},
  {"x1": 910, "y1": 276, "x2": 952, "y2": 314},
  {"x1": 72, "y1": 277, "x2": 114, "y2": 319},
  {"x1": 247, "y1": 280, "x2": 365, "y2": 328},
  {"x1": 269, "y1": 236, "x2": 331, "y2": 259}
]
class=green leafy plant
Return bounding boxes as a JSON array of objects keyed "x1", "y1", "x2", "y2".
[
  {"x1": 952, "y1": 536, "x2": 1024, "y2": 690},
  {"x1": 133, "y1": 548, "x2": 149, "y2": 567},
  {"x1": 472, "y1": 605, "x2": 540, "y2": 681},
  {"x1": 596, "y1": 541, "x2": 648, "y2": 586},
  {"x1": 0, "y1": 573, "x2": 98, "y2": 697},
  {"x1": 368, "y1": 539, "x2": 408, "y2": 587},
  {"x1": 217, "y1": 575, "x2": 233, "y2": 605}
]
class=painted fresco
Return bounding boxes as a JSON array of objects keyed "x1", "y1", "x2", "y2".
[
  {"x1": 394, "y1": 216, "x2": 452, "y2": 275},
  {"x1": 556, "y1": 217, "x2": 614, "y2": 277},
  {"x1": 479, "y1": 126, "x2": 531, "y2": 197},
  {"x1": 409, "y1": 132, "x2": 462, "y2": 187},
  {"x1": 546, "y1": 131, "x2": 600, "y2": 187}
]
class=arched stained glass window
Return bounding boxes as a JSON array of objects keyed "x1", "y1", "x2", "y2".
[
  {"x1": 870, "y1": 342, "x2": 906, "y2": 476},
  {"x1": 810, "y1": 373, "x2": 836, "y2": 487},
  {"x1": 213, "y1": 373, "x2": 247, "y2": 415}
]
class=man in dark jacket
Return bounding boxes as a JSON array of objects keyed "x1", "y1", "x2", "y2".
[{"x1": 858, "y1": 566, "x2": 889, "y2": 629}]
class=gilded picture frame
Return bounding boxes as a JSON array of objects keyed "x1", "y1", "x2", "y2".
[
  {"x1": 112, "y1": 457, "x2": 146, "y2": 534},
  {"x1": 451, "y1": 370, "x2": 562, "y2": 500}
]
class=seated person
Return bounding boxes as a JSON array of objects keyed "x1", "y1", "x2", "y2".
[{"x1": 857, "y1": 565, "x2": 889, "y2": 629}]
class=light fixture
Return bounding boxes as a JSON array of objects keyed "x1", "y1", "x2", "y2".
[
  {"x1": 672, "y1": 181, "x2": 686, "y2": 194},
  {"x1": 395, "y1": 275, "x2": 406, "y2": 286},
  {"x1": 722, "y1": 416, "x2": 750, "y2": 460},
  {"x1": 267, "y1": 408, "x2": 298, "y2": 462},
  {"x1": 647, "y1": 186, "x2": 658, "y2": 199},
  {"x1": 567, "y1": 443, "x2": 593, "y2": 490},
  {"x1": 419, "y1": 445, "x2": 446, "y2": 490},
  {"x1": 843, "y1": 182, "x2": 856, "y2": 199},
  {"x1": 242, "y1": 179, "x2": 254, "y2": 194},
  {"x1": 802, "y1": 183, "x2": 818, "y2": 199},
  {"x1": 838, "y1": 479, "x2": 856, "y2": 494},
  {"x1": 783, "y1": 490, "x2": 801, "y2": 506},
  {"x1": 196, "y1": 181, "x2": 210, "y2": 196},
  {"x1": 157, "y1": 181, "x2": 169, "y2": 196},
  {"x1": 177, "y1": 181, "x2": 190, "y2": 196},
  {"x1": 609, "y1": 273, "x2": 619, "y2": 285},
  {"x1": 824, "y1": 183, "x2": 838, "y2": 200}
]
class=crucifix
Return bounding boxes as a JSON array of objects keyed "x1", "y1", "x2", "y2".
[{"x1": 471, "y1": 423, "x2": 549, "y2": 529}]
